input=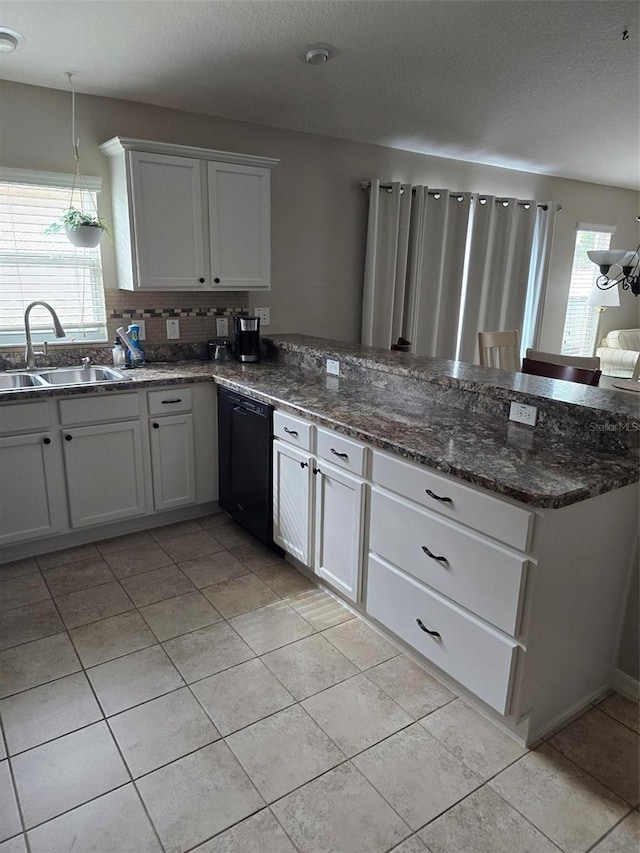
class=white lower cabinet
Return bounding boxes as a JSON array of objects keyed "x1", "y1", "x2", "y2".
[
  {"x1": 273, "y1": 440, "x2": 313, "y2": 564},
  {"x1": 0, "y1": 432, "x2": 65, "y2": 544},
  {"x1": 62, "y1": 421, "x2": 146, "y2": 527},
  {"x1": 273, "y1": 418, "x2": 367, "y2": 603},
  {"x1": 149, "y1": 413, "x2": 196, "y2": 511},
  {"x1": 314, "y1": 461, "x2": 365, "y2": 602},
  {"x1": 0, "y1": 382, "x2": 217, "y2": 557}
]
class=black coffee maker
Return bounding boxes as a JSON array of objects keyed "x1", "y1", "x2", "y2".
[{"x1": 234, "y1": 315, "x2": 261, "y2": 362}]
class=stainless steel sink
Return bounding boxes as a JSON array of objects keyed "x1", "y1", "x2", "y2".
[
  {"x1": 36, "y1": 367, "x2": 127, "y2": 385},
  {"x1": 1, "y1": 365, "x2": 131, "y2": 393},
  {"x1": 0, "y1": 372, "x2": 48, "y2": 390}
]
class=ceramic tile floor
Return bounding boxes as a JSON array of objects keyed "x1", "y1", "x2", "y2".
[{"x1": 0, "y1": 515, "x2": 639, "y2": 853}]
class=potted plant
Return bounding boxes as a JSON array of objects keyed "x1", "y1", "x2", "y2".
[{"x1": 46, "y1": 207, "x2": 109, "y2": 248}]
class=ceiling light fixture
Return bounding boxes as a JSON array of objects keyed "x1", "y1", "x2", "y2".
[
  {"x1": 588, "y1": 243, "x2": 640, "y2": 297},
  {"x1": 0, "y1": 27, "x2": 24, "y2": 53},
  {"x1": 305, "y1": 45, "x2": 331, "y2": 65}
]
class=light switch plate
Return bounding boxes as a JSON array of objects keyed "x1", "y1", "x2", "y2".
[
  {"x1": 254, "y1": 307, "x2": 271, "y2": 326},
  {"x1": 166, "y1": 319, "x2": 180, "y2": 340},
  {"x1": 216, "y1": 317, "x2": 229, "y2": 338}
]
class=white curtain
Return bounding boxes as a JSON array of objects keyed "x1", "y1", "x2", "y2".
[
  {"x1": 520, "y1": 202, "x2": 561, "y2": 354},
  {"x1": 361, "y1": 181, "x2": 412, "y2": 348},
  {"x1": 406, "y1": 189, "x2": 472, "y2": 358},
  {"x1": 457, "y1": 197, "x2": 537, "y2": 364},
  {"x1": 362, "y1": 182, "x2": 557, "y2": 363}
]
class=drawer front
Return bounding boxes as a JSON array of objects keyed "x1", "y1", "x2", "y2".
[
  {"x1": 370, "y1": 488, "x2": 527, "y2": 635},
  {"x1": 148, "y1": 387, "x2": 192, "y2": 415},
  {"x1": 0, "y1": 401, "x2": 50, "y2": 434},
  {"x1": 372, "y1": 449, "x2": 534, "y2": 552},
  {"x1": 59, "y1": 393, "x2": 140, "y2": 425},
  {"x1": 366, "y1": 554, "x2": 517, "y2": 714},
  {"x1": 274, "y1": 411, "x2": 314, "y2": 451},
  {"x1": 316, "y1": 427, "x2": 367, "y2": 476}
]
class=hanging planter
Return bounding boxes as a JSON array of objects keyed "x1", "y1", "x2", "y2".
[
  {"x1": 47, "y1": 208, "x2": 109, "y2": 247},
  {"x1": 45, "y1": 73, "x2": 109, "y2": 248}
]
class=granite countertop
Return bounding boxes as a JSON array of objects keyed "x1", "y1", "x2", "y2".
[{"x1": 1, "y1": 355, "x2": 638, "y2": 509}]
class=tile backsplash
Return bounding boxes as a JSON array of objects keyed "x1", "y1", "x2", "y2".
[
  {"x1": 106, "y1": 290, "x2": 249, "y2": 344},
  {"x1": 0, "y1": 290, "x2": 248, "y2": 369}
]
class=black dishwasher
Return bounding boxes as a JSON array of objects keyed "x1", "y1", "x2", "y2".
[{"x1": 217, "y1": 386, "x2": 282, "y2": 552}]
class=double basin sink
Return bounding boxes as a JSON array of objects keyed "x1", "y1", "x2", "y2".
[{"x1": 0, "y1": 366, "x2": 130, "y2": 392}]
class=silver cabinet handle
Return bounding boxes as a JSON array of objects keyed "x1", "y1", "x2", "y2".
[
  {"x1": 422, "y1": 545, "x2": 448, "y2": 566},
  {"x1": 416, "y1": 618, "x2": 441, "y2": 638},
  {"x1": 425, "y1": 489, "x2": 453, "y2": 504},
  {"x1": 330, "y1": 448, "x2": 348, "y2": 459},
  {"x1": 284, "y1": 427, "x2": 298, "y2": 436}
]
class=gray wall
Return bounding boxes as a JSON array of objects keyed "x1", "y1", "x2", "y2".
[
  {"x1": 1, "y1": 80, "x2": 639, "y2": 346},
  {"x1": 1, "y1": 80, "x2": 638, "y2": 683}
]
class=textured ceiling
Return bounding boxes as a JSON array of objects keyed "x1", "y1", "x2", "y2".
[{"x1": 1, "y1": 1, "x2": 638, "y2": 189}]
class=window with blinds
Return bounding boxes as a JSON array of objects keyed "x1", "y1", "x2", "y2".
[
  {"x1": 0, "y1": 177, "x2": 107, "y2": 347},
  {"x1": 561, "y1": 227, "x2": 613, "y2": 357}
]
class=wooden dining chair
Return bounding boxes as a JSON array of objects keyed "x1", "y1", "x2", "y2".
[
  {"x1": 525, "y1": 349, "x2": 601, "y2": 370},
  {"x1": 521, "y1": 357, "x2": 602, "y2": 386},
  {"x1": 478, "y1": 330, "x2": 520, "y2": 371}
]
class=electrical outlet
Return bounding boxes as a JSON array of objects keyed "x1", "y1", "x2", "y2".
[
  {"x1": 326, "y1": 359, "x2": 340, "y2": 376},
  {"x1": 254, "y1": 307, "x2": 270, "y2": 326},
  {"x1": 216, "y1": 317, "x2": 229, "y2": 338},
  {"x1": 509, "y1": 401, "x2": 538, "y2": 426},
  {"x1": 166, "y1": 319, "x2": 180, "y2": 340},
  {"x1": 137, "y1": 320, "x2": 146, "y2": 341}
]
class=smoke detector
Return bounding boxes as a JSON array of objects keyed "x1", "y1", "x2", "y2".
[
  {"x1": 0, "y1": 27, "x2": 24, "y2": 53},
  {"x1": 304, "y1": 44, "x2": 332, "y2": 65}
]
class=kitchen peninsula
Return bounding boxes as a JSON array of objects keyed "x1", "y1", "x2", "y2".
[{"x1": 1, "y1": 335, "x2": 638, "y2": 744}]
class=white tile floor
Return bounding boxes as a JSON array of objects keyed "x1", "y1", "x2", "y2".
[{"x1": 0, "y1": 514, "x2": 638, "y2": 853}]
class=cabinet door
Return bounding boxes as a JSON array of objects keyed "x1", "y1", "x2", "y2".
[
  {"x1": 149, "y1": 414, "x2": 196, "y2": 511},
  {"x1": 273, "y1": 440, "x2": 313, "y2": 565},
  {"x1": 314, "y1": 461, "x2": 365, "y2": 602},
  {"x1": 62, "y1": 422, "x2": 146, "y2": 528},
  {"x1": 129, "y1": 151, "x2": 208, "y2": 290},
  {"x1": 208, "y1": 162, "x2": 270, "y2": 290},
  {"x1": 0, "y1": 433, "x2": 65, "y2": 544}
]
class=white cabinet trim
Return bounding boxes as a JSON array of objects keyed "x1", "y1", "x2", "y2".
[{"x1": 100, "y1": 137, "x2": 279, "y2": 169}]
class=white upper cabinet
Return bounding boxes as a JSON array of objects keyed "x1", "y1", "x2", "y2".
[
  {"x1": 129, "y1": 152, "x2": 207, "y2": 290},
  {"x1": 208, "y1": 162, "x2": 271, "y2": 290},
  {"x1": 100, "y1": 137, "x2": 279, "y2": 291}
]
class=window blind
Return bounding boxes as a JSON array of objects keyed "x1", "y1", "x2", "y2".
[
  {"x1": 0, "y1": 179, "x2": 107, "y2": 347},
  {"x1": 561, "y1": 229, "x2": 612, "y2": 357}
]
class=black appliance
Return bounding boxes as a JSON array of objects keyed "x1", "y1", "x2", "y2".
[
  {"x1": 234, "y1": 315, "x2": 261, "y2": 362},
  {"x1": 217, "y1": 386, "x2": 282, "y2": 552}
]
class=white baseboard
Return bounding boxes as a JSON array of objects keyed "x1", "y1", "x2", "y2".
[{"x1": 611, "y1": 668, "x2": 640, "y2": 701}]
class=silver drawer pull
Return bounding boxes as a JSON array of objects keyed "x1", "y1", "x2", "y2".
[
  {"x1": 416, "y1": 618, "x2": 441, "y2": 638},
  {"x1": 283, "y1": 427, "x2": 299, "y2": 436},
  {"x1": 330, "y1": 448, "x2": 348, "y2": 459},
  {"x1": 425, "y1": 489, "x2": 453, "y2": 504},
  {"x1": 422, "y1": 545, "x2": 449, "y2": 566},
  {"x1": 161, "y1": 398, "x2": 182, "y2": 405}
]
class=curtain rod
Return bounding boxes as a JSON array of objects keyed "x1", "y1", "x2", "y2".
[{"x1": 358, "y1": 181, "x2": 559, "y2": 211}]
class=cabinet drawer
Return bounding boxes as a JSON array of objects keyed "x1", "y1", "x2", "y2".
[
  {"x1": 370, "y1": 488, "x2": 527, "y2": 635},
  {"x1": 148, "y1": 387, "x2": 192, "y2": 415},
  {"x1": 366, "y1": 554, "x2": 518, "y2": 714},
  {"x1": 274, "y1": 411, "x2": 314, "y2": 451},
  {"x1": 0, "y1": 401, "x2": 50, "y2": 434},
  {"x1": 372, "y1": 449, "x2": 534, "y2": 552},
  {"x1": 316, "y1": 428, "x2": 367, "y2": 476},
  {"x1": 59, "y1": 393, "x2": 140, "y2": 425}
]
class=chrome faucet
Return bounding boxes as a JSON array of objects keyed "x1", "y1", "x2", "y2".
[{"x1": 24, "y1": 302, "x2": 65, "y2": 369}]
